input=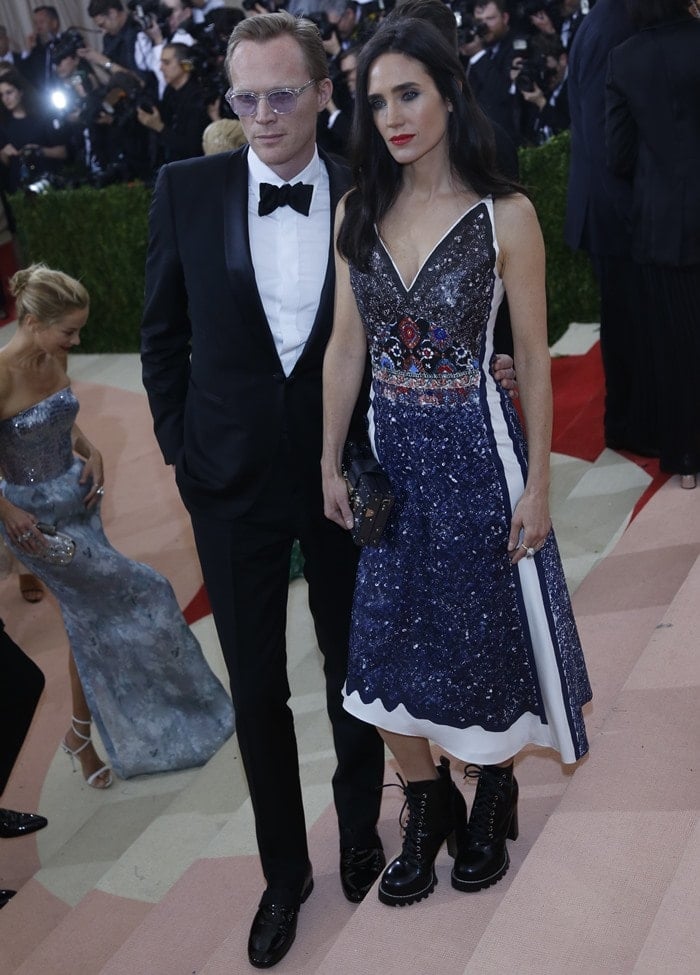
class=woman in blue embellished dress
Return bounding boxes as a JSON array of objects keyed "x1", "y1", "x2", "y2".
[
  {"x1": 322, "y1": 20, "x2": 591, "y2": 906},
  {"x1": 0, "y1": 265, "x2": 233, "y2": 785}
]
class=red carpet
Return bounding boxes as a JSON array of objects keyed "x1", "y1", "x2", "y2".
[{"x1": 0, "y1": 240, "x2": 19, "y2": 322}]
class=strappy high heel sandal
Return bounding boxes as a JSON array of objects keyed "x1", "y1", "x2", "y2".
[{"x1": 61, "y1": 717, "x2": 113, "y2": 789}]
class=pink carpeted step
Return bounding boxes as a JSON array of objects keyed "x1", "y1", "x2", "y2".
[
  {"x1": 9, "y1": 891, "x2": 151, "y2": 975},
  {"x1": 0, "y1": 880, "x2": 69, "y2": 974}
]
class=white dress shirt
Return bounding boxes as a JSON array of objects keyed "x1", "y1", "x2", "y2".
[{"x1": 247, "y1": 147, "x2": 330, "y2": 377}]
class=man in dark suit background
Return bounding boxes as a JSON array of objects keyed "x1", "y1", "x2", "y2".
[
  {"x1": 1, "y1": 618, "x2": 49, "y2": 909},
  {"x1": 469, "y1": 0, "x2": 518, "y2": 146},
  {"x1": 564, "y1": 0, "x2": 657, "y2": 454},
  {"x1": 141, "y1": 11, "x2": 386, "y2": 969}
]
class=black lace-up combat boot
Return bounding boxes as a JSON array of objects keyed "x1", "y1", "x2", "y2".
[{"x1": 451, "y1": 762, "x2": 518, "y2": 892}]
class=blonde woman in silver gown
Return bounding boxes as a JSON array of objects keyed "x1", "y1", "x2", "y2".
[{"x1": 0, "y1": 265, "x2": 233, "y2": 786}]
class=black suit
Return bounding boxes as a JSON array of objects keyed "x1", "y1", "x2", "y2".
[
  {"x1": 141, "y1": 146, "x2": 384, "y2": 899},
  {"x1": 468, "y1": 37, "x2": 518, "y2": 146},
  {"x1": 564, "y1": 0, "x2": 657, "y2": 454},
  {"x1": 605, "y1": 15, "x2": 700, "y2": 475},
  {"x1": 0, "y1": 619, "x2": 45, "y2": 795}
]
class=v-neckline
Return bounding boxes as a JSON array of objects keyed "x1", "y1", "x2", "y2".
[{"x1": 376, "y1": 197, "x2": 487, "y2": 294}]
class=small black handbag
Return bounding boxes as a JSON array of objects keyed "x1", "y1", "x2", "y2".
[{"x1": 342, "y1": 438, "x2": 395, "y2": 547}]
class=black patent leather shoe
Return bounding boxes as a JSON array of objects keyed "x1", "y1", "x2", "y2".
[
  {"x1": 0, "y1": 808, "x2": 48, "y2": 838},
  {"x1": 0, "y1": 889, "x2": 16, "y2": 909},
  {"x1": 248, "y1": 874, "x2": 313, "y2": 969},
  {"x1": 340, "y1": 844, "x2": 386, "y2": 903}
]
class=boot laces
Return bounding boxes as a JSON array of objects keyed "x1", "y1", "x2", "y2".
[
  {"x1": 382, "y1": 777, "x2": 428, "y2": 860},
  {"x1": 463, "y1": 764, "x2": 508, "y2": 844}
]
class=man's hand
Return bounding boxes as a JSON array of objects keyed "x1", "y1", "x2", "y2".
[
  {"x1": 137, "y1": 105, "x2": 164, "y2": 133},
  {"x1": 521, "y1": 84, "x2": 547, "y2": 111},
  {"x1": 492, "y1": 353, "x2": 518, "y2": 399}
]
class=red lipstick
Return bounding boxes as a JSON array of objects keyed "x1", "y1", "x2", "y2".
[{"x1": 390, "y1": 134, "x2": 414, "y2": 145}]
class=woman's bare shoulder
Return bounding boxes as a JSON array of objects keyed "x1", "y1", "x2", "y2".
[{"x1": 494, "y1": 193, "x2": 542, "y2": 252}]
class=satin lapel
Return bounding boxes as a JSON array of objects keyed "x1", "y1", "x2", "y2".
[
  {"x1": 223, "y1": 147, "x2": 281, "y2": 364},
  {"x1": 294, "y1": 152, "x2": 352, "y2": 372}
]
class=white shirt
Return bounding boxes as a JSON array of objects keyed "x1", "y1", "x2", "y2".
[
  {"x1": 134, "y1": 28, "x2": 195, "y2": 98},
  {"x1": 247, "y1": 147, "x2": 330, "y2": 377},
  {"x1": 191, "y1": 0, "x2": 225, "y2": 24}
]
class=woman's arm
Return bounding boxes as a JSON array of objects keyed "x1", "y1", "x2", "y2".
[
  {"x1": 321, "y1": 199, "x2": 369, "y2": 531},
  {"x1": 495, "y1": 194, "x2": 552, "y2": 565}
]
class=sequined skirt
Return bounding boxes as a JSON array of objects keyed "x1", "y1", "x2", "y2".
[{"x1": 344, "y1": 376, "x2": 591, "y2": 765}]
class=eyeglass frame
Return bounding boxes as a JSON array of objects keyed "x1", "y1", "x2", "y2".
[{"x1": 224, "y1": 80, "x2": 318, "y2": 117}]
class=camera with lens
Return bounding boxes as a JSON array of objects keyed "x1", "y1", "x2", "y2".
[
  {"x1": 452, "y1": 3, "x2": 490, "y2": 46},
  {"x1": 50, "y1": 28, "x2": 85, "y2": 66},
  {"x1": 127, "y1": 0, "x2": 171, "y2": 32},
  {"x1": 515, "y1": 57, "x2": 550, "y2": 93}
]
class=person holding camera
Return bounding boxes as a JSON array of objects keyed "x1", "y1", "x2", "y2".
[
  {"x1": 511, "y1": 33, "x2": 569, "y2": 146},
  {"x1": 137, "y1": 42, "x2": 208, "y2": 162},
  {"x1": 468, "y1": 0, "x2": 518, "y2": 144},
  {"x1": 19, "y1": 6, "x2": 62, "y2": 93},
  {"x1": 0, "y1": 69, "x2": 67, "y2": 193}
]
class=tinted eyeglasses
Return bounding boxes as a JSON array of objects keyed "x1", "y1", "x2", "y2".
[{"x1": 225, "y1": 80, "x2": 317, "y2": 118}]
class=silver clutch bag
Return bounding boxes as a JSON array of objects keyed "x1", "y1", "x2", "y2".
[{"x1": 36, "y1": 523, "x2": 76, "y2": 566}]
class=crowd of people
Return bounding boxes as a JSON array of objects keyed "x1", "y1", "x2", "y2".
[
  {"x1": 2, "y1": 1, "x2": 699, "y2": 971},
  {"x1": 0, "y1": 0, "x2": 590, "y2": 194}
]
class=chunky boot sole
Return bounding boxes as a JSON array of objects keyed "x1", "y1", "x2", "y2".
[
  {"x1": 451, "y1": 850, "x2": 509, "y2": 892},
  {"x1": 378, "y1": 868, "x2": 437, "y2": 906}
]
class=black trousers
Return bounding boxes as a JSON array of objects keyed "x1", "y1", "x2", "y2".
[
  {"x1": 188, "y1": 467, "x2": 385, "y2": 902},
  {"x1": 594, "y1": 254, "x2": 659, "y2": 455},
  {"x1": 0, "y1": 619, "x2": 45, "y2": 795}
]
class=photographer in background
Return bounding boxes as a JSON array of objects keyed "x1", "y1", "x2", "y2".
[
  {"x1": 50, "y1": 30, "x2": 104, "y2": 177},
  {"x1": 130, "y1": 1, "x2": 197, "y2": 97},
  {"x1": 85, "y1": 0, "x2": 149, "y2": 78},
  {"x1": 0, "y1": 68, "x2": 67, "y2": 193},
  {"x1": 81, "y1": 1, "x2": 156, "y2": 180},
  {"x1": 469, "y1": 0, "x2": 518, "y2": 144},
  {"x1": 188, "y1": 0, "x2": 226, "y2": 24},
  {"x1": 511, "y1": 32, "x2": 569, "y2": 145},
  {"x1": 137, "y1": 42, "x2": 208, "y2": 163},
  {"x1": 19, "y1": 6, "x2": 62, "y2": 92}
]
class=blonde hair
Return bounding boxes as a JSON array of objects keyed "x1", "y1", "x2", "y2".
[
  {"x1": 202, "y1": 119, "x2": 247, "y2": 155},
  {"x1": 10, "y1": 264, "x2": 89, "y2": 327},
  {"x1": 226, "y1": 11, "x2": 329, "y2": 84}
]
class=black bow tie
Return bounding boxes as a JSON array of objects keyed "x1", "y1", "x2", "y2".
[{"x1": 258, "y1": 181, "x2": 314, "y2": 217}]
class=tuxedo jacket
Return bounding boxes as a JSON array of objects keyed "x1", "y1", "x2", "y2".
[
  {"x1": 564, "y1": 0, "x2": 633, "y2": 257},
  {"x1": 468, "y1": 38, "x2": 518, "y2": 145},
  {"x1": 141, "y1": 146, "x2": 367, "y2": 519},
  {"x1": 606, "y1": 17, "x2": 700, "y2": 267}
]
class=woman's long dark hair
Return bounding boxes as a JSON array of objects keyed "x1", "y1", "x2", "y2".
[{"x1": 337, "y1": 18, "x2": 521, "y2": 270}]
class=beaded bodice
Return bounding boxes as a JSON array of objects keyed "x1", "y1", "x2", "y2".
[
  {"x1": 349, "y1": 199, "x2": 502, "y2": 405},
  {"x1": 0, "y1": 387, "x2": 77, "y2": 485}
]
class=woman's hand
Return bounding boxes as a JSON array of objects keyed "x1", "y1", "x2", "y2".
[
  {"x1": 322, "y1": 466, "x2": 354, "y2": 532},
  {"x1": 1, "y1": 501, "x2": 47, "y2": 556},
  {"x1": 80, "y1": 448, "x2": 105, "y2": 507},
  {"x1": 507, "y1": 490, "x2": 551, "y2": 565}
]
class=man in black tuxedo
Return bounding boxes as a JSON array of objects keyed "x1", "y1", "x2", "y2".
[
  {"x1": 469, "y1": 0, "x2": 518, "y2": 145},
  {"x1": 141, "y1": 11, "x2": 386, "y2": 969}
]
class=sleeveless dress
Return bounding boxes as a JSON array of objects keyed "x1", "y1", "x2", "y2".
[
  {"x1": 0, "y1": 387, "x2": 234, "y2": 779},
  {"x1": 345, "y1": 198, "x2": 591, "y2": 766}
]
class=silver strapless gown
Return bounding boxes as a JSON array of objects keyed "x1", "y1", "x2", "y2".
[{"x1": 0, "y1": 387, "x2": 234, "y2": 778}]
